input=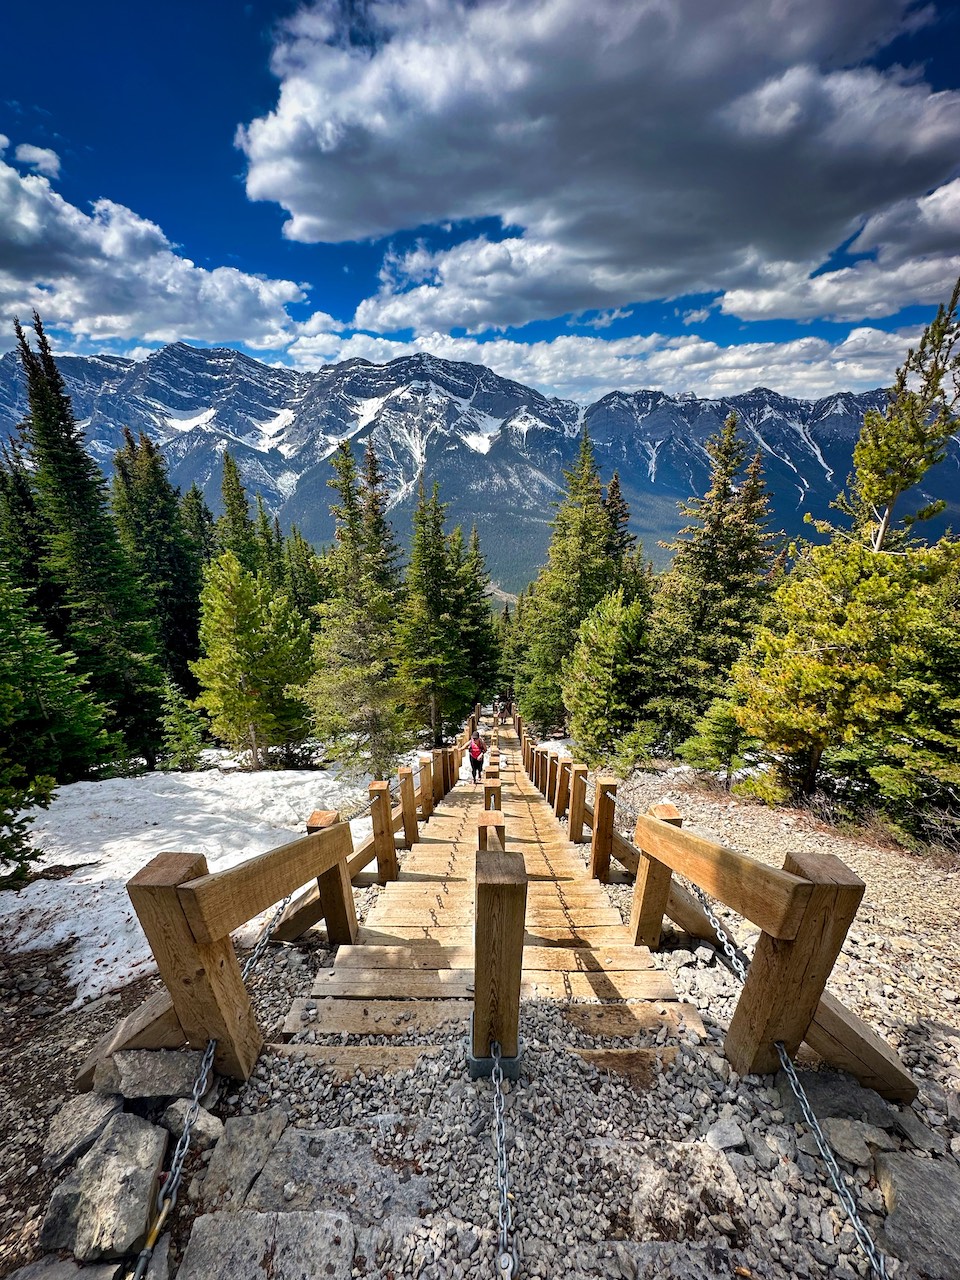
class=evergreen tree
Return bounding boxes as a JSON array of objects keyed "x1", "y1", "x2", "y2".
[
  {"x1": 678, "y1": 696, "x2": 757, "y2": 791},
  {"x1": 13, "y1": 314, "x2": 163, "y2": 765},
  {"x1": 0, "y1": 440, "x2": 62, "y2": 628},
  {"x1": 302, "y1": 443, "x2": 411, "y2": 778},
  {"x1": 216, "y1": 450, "x2": 257, "y2": 572},
  {"x1": 159, "y1": 677, "x2": 205, "y2": 771},
  {"x1": 648, "y1": 413, "x2": 774, "y2": 745},
  {"x1": 181, "y1": 483, "x2": 218, "y2": 566},
  {"x1": 397, "y1": 481, "x2": 471, "y2": 745},
  {"x1": 111, "y1": 429, "x2": 201, "y2": 690},
  {"x1": 283, "y1": 526, "x2": 330, "y2": 626},
  {"x1": 604, "y1": 471, "x2": 635, "y2": 562},
  {"x1": 360, "y1": 440, "x2": 403, "y2": 598},
  {"x1": 519, "y1": 427, "x2": 623, "y2": 728},
  {"x1": 192, "y1": 552, "x2": 312, "y2": 769},
  {"x1": 253, "y1": 495, "x2": 284, "y2": 588},
  {"x1": 562, "y1": 587, "x2": 653, "y2": 766}
]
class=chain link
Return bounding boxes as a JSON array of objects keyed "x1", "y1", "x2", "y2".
[
  {"x1": 490, "y1": 1042, "x2": 518, "y2": 1278},
  {"x1": 686, "y1": 882, "x2": 750, "y2": 984}
]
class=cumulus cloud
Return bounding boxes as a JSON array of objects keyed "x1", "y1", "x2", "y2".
[
  {"x1": 0, "y1": 156, "x2": 306, "y2": 347},
  {"x1": 14, "y1": 143, "x2": 61, "y2": 178},
  {"x1": 239, "y1": 0, "x2": 959, "y2": 331},
  {"x1": 285, "y1": 323, "x2": 917, "y2": 403}
]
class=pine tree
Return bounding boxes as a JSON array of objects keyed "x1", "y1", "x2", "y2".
[
  {"x1": 455, "y1": 525, "x2": 500, "y2": 704},
  {"x1": 253, "y1": 496, "x2": 285, "y2": 588},
  {"x1": 678, "y1": 696, "x2": 757, "y2": 791},
  {"x1": 397, "y1": 481, "x2": 471, "y2": 745},
  {"x1": 302, "y1": 443, "x2": 411, "y2": 778},
  {"x1": 283, "y1": 526, "x2": 330, "y2": 626},
  {"x1": 191, "y1": 552, "x2": 312, "y2": 768},
  {"x1": 216, "y1": 451, "x2": 257, "y2": 572},
  {"x1": 111, "y1": 429, "x2": 201, "y2": 691},
  {"x1": 159, "y1": 677, "x2": 205, "y2": 771},
  {"x1": 649, "y1": 413, "x2": 774, "y2": 744},
  {"x1": 562, "y1": 587, "x2": 653, "y2": 766},
  {"x1": 360, "y1": 440, "x2": 403, "y2": 598},
  {"x1": 604, "y1": 471, "x2": 635, "y2": 562},
  {"x1": 13, "y1": 314, "x2": 164, "y2": 766},
  {"x1": 181, "y1": 483, "x2": 218, "y2": 566},
  {"x1": 519, "y1": 427, "x2": 624, "y2": 728}
]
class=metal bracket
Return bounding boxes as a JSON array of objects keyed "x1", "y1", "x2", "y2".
[{"x1": 466, "y1": 1014, "x2": 523, "y2": 1079}]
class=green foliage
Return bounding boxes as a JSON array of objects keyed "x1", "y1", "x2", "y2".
[
  {"x1": 609, "y1": 721, "x2": 658, "y2": 777},
  {"x1": 732, "y1": 770, "x2": 792, "y2": 807},
  {"x1": 452, "y1": 525, "x2": 500, "y2": 707},
  {"x1": 678, "y1": 697, "x2": 757, "y2": 790},
  {"x1": 649, "y1": 414, "x2": 775, "y2": 744},
  {"x1": 562, "y1": 587, "x2": 653, "y2": 766},
  {"x1": 159, "y1": 678, "x2": 205, "y2": 771},
  {"x1": 180, "y1": 484, "x2": 218, "y2": 566},
  {"x1": 283, "y1": 526, "x2": 330, "y2": 625},
  {"x1": 216, "y1": 451, "x2": 257, "y2": 572},
  {"x1": 254, "y1": 496, "x2": 285, "y2": 588},
  {"x1": 192, "y1": 552, "x2": 312, "y2": 768}
]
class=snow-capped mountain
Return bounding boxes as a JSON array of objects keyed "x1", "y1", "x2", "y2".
[{"x1": 1, "y1": 342, "x2": 957, "y2": 593}]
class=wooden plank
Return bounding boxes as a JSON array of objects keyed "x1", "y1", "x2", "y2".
[
  {"x1": 76, "y1": 990, "x2": 186, "y2": 1091},
  {"x1": 336, "y1": 944, "x2": 474, "y2": 970},
  {"x1": 573, "y1": 1046, "x2": 679, "y2": 1088},
  {"x1": 522, "y1": 970, "x2": 676, "y2": 1001},
  {"x1": 563, "y1": 1002, "x2": 705, "y2": 1039},
  {"x1": 633, "y1": 814, "x2": 814, "y2": 940},
  {"x1": 281, "y1": 997, "x2": 469, "y2": 1038},
  {"x1": 522, "y1": 946, "x2": 655, "y2": 971},
  {"x1": 432, "y1": 748, "x2": 444, "y2": 803},
  {"x1": 546, "y1": 753, "x2": 559, "y2": 805},
  {"x1": 370, "y1": 781, "x2": 399, "y2": 882},
  {"x1": 270, "y1": 1043, "x2": 441, "y2": 1080},
  {"x1": 611, "y1": 829, "x2": 638, "y2": 875},
  {"x1": 554, "y1": 759, "x2": 571, "y2": 820},
  {"x1": 590, "y1": 779, "x2": 617, "y2": 882},
  {"x1": 418, "y1": 755, "x2": 434, "y2": 818},
  {"x1": 474, "y1": 849, "x2": 527, "y2": 1059},
  {"x1": 478, "y1": 809, "x2": 506, "y2": 852},
  {"x1": 805, "y1": 992, "x2": 918, "y2": 1103},
  {"x1": 628, "y1": 805, "x2": 681, "y2": 949},
  {"x1": 312, "y1": 969, "x2": 474, "y2": 999},
  {"x1": 178, "y1": 824, "x2": 353, "y2": 944},
  {"x1": 347, "y1": 832, "x2": 377, "y2": 878},
  {"x1": 522, "y1": 925, "x2": 631, "y2": 947},
  {"x1": 316, "y1": 854, "x2": 358, "y2": 946},
  {"x1": 725, "y1": 850, "x2": 865, "y2": 1075},
  {"x1": 358, "y1": 925, "x2": 475, "y2": 946},
  {"x1": 398, "y1": 767, "x2": 419, "y2": 849},
  {"x1": 366, "y1": 905, "x2": 624, "y2": 926},
  {"x1": 128, "y1": 852, "x2": 262, "y2": 1080}
]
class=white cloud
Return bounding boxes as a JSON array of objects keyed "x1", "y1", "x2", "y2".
[
  {"x1": 239, "y1": 0, "x2": 959, "y2": 332},
  {"x1": 14, "y1": 143, "x2": 61, "y2": 178},
  {"x1": 0, "y1": 156, "x2": 307, "y2": 347},
  {"x1": 286, "y1": 323, "x2": 918, "y2": 403}
]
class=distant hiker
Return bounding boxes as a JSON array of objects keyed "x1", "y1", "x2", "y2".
[{"x1": 468, "y1": 729, "x2": 487, "y2": 782}]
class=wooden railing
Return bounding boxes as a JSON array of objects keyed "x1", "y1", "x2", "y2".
[
  {"x1": 78, "y1": 715, "x2": 481, "y2": 1088},
  {"x1": 519, "y1": 729, "x2": 917, "y2": 1102}
]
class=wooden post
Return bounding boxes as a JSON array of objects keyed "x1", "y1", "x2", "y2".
[
  {"x1": 483, "y1": 779, "x2": 502, "y2": 812},
  {"x1": 546, "y1": 752, "x2": 559, "y2": 805},
  {"x1": 432, "y1": 748, "x2": 445, "y2": 803},
  {"x1": 478, "y1": 810, "x2": 506, "y2": 851},
  {"x1": 522, "y1": 736, "x2": 531, "y2": 773},
  {"x1": 568, "y1": 763, "x2": 588, "y2": 842},
  {"x1": 473, "y1": 849, "x2": 527, "y2": 1060},
  {"x1": 725, "y1": 850, "x2": 865, "y2": 1075},
  {"x1": 398, "y1": 767, "x2": 419, "y2": 848},
  {"x1": 443, "y1": 747, "x2": 455, "y2": 792},
  {"x1": 589, "y1": 778, "x2": 618, "y2": 882},
  {"x1": 418, "y1": 754, "x2": 434, "y2": 818},
  {"x1": 369, "y1": 781, "x2": 399, "y2": 882},
  {"x1": 629, "y1": 804, "x2": 681, "y2": 948},
  {"x1": 554, "y1": 759, "x2": 571, "y2": 819},
  {"x1": 127, "y1": 853, "x2": 262, "y2": 1080},
  {"x1": 533, "y1": 747, "x2": 544, "y2": 792},
  {"x1": 302, "y1": 809, "x2": 358, "y2": 945}
]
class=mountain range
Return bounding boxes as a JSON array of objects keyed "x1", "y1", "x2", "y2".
[{"x1": 1, "y1": 341, "x2": 957, "y2": 594}]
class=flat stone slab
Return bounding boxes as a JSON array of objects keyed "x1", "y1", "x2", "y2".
[
  {"x1": 40, "y1": 1113, "x2": 168, "y2": 1262},
  {"x1": 177, "y1": 1211, "x2": 354, "y2": 1280},
  {"x1": 4, "y1": 1260, "x2": 121, "y2": 1280},
  {"x1": 877, "y1": 1152, "x2": 960, "y2": 1279},
  {"x1": 821, "y1": 1117, "x2": 897, "y2": 1166},
  {"x1": 93, "y1": 1049, "x2": 208, "y2": 1100},
  {"x1": 201, "y1": 1107, "x2": 287, "y2": 1211},
  {"x1": 161, "y1": 1099, "x2": 223, "y2": 1152},
  {"x1": 775, "y1": 1068, "x2": 894, "y2": 1129},
  {"x1": 244, "y1": 1126, "x2": 434, "y2": 1226},
  {"x1": 43, "y1": 1093, "x2": 123, "y2": 1171}
]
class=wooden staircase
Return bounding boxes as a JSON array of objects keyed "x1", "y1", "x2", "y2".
[{"x1": 276, "y1": 728, "x2": 702, "y2": 1079}]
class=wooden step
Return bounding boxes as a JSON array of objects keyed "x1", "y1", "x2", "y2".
[
  {"x1": 270, "y1": 1042, "x2": 441, "y2": 1080},
  {"x1": 313, "y1": 969, "x2": 474, "y2": 999},
  {"x1": 562, "y1": 1001, "x2": 706, "y2": 1038},
  {"x1": 570, "y1": 1046, "x2": 678, "y2": 1088},
  {"x1": 522, "y1": 969, "x2": 676, "y2": 1001},
  {"x1": 281, "y1": 996, "x2": 469, "y2": 1037}
]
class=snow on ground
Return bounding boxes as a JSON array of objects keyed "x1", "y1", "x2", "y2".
[{"x1": 0, "y1": 765, "x2": 375, "y2": 1008}]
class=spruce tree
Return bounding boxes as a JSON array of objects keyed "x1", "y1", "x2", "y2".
[
  {"x1": 253, "y1": 496, "x2": 284, "y2": 588},
  {"x1": 648, "y1": 413, "x2": 774, "y2": 745},
  {"x1": 159, "y1": 677, "x2": 205, "y2": 771},
  {"x1": 13, "y1": 314, "x2": 164, "y2": 766},
  {"x1": 360, "y1": 440, "x2": 403, "y2": 598},
  {"x1": 283, "y1": 526, "x2": 330, "y2": 626},
  {"x1": 456, "y1": 525, "x2": 500, "y2": 704},
  {"x1": 397, "y1": 481, "x2": 471, "y2": 745},
  {"x1": 111, "y1": 429, "x2": 201, "y2": 691},
  {"x1": 181, "y1": 483, "x2": 218, "y2": 566},
  {"x1": 192, "y1": 552, "x2": 312, "y2": 768},
  {"x1": 604, "y1": 471, "x2": 636, "y2": 562},
  {"x1": 302, "y1": 443, "x2": 411, "y2": 778},
  {"x1": 678, "y1": 696, "x2": 757, "y2": 791},
  {"x1": 216, "y1": 450, "x2": 257, "y2": 572}
]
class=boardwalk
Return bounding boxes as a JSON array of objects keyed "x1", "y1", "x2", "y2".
[{"x1": 278, "y1": 727, "x2": 702, "y2": 1076}]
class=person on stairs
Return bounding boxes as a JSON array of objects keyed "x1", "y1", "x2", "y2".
[{"x1": 468, "y1": 729, "x2": 487, "y2": 783}]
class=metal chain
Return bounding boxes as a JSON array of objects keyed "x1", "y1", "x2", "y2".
[
  {"x1": 490, "y1": 1042, "x2": 518, "y2": 1278},
  {"x1": 686, "y1": 882, "x2": 750, "y2": 984},
  {"x1": 775, "y1": 1044, "x2": 888, "y2": 1278}
]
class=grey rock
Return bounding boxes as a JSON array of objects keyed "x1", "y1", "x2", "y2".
[
  {"x1": 893, "y1": 1107, "x2": 948, "y2": 1155},
  {"x1": 201, "y1": 1107, "x2": 287, "y2": 1210},
  {"x1": 877, "y1": 1152, "x2": 960, "y2": 1279},
  {"x1": 93, "y1": 1049, "x2": 207, "y2": 1100},
  {"x1": 42, "y1": 1093, "x2": 123, "y2": 1171},
  {"x1": 618, "y1": 1140, "x2": 746, "y2": 1238},
  {"x1": 775, "y1": 1069, "x2": 895, "y2": 1129},
  {"x1": 145, "y1": 1230, "x2": 171, "y2": 1280},
  {"x1": 821, "y1": 1118, "x2": 897, "y2": 1166},
  {"x1": 160, "y1": 1099, "x2": 223, "y2": 1152},
  {"x1": 705, "y1": 1119, "x2": 745, "y2": 1151},
  {"x1": 744, "y1": 1127, "x2": 780, "y2": 1171},
  {"x1": 39, "y1": 1113, "x2": 168, "y2": 1261},
  {"x1": 4, "y1": 1261, "x2": 121, "y2": 1280},
  {"x1": 177, "y1": 1210, "x2": 355, "y2": 1280},
  {"x1": 244, "y1": 1126, "x2": 434, "y2": 1225}
]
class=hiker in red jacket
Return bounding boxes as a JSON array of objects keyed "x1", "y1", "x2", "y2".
[{"x1": 468, "y1": 729, "x2": 487, "y2": 783}]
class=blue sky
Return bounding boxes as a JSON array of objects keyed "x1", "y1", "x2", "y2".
[{"x1": 1, "y1": 0, "x2": 958, "y2": 401}]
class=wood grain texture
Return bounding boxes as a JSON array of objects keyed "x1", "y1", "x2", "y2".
[
  {"x1": 628, "y1": 806, "x2": 681, "y2": 949},
  {"x1": 474, "y1": 849, "x2": 527, "y2": 1057},
  {"x1": 399, "y1": 767, "x2": 419, "y2": 849},
  {"x1": 589, "y1": 779, "x2": 618, "y2": 883},
  {"x1": 370, "y1": 781, "x2": 399, "y2": 883},
  {"x1": 76, "y1": 990, "x2": 186, "y2": 1090},
  {"x1": 568, "y1": 764, "x2": 588, "y2": 843}
]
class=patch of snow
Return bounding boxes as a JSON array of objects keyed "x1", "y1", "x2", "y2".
[
  {"x1": 259, "y1": 407, "x2": 295, "y2": 438},
  {"x1": 463, "y1": 432, "x2": 493, "y2": 455},
  {"x1": 163, "y1": 407, "x2": 216, "y2": 431}
]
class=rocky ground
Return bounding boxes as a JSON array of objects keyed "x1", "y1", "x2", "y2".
[{"x1": 1, "y1": 774, "x2": 959, "y2": 1279}]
